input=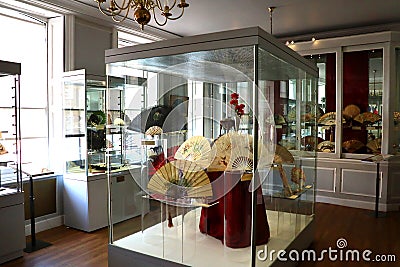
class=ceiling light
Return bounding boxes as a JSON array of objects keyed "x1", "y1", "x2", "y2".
[{"x1": 95, "y1": 0, "x2": 189, "y2": 30}]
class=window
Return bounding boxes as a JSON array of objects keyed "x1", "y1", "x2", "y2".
[{"x1": 0, "y1": 9, "x2": 49, "y2": 169}]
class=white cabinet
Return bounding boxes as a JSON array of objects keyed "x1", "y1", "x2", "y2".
[
  {"x1": 63, "y1": 168, "x2": 146, "y2": 232},
  {"x1": 0, "y1": 189, "x2": 25, "y2": 264}
]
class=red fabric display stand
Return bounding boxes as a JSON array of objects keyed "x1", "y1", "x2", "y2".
[{"x1": 199, "y1": 171, "x2": 270, "y2": 248}]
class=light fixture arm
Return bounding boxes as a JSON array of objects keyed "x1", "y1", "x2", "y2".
[{"x1": 95, "y1": 0, "x2": 188, "y2": 29}]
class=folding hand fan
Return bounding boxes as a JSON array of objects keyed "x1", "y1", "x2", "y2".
[
  {"x1": 367, "y1": 138, "x2": 381, "y2": 154},
  {"x1": 318, "y1": 112, "x2": 338, "y2": 126},
  {"x1": 273, "y1": 144, "x2": 294, "y2": 196},
  {"x1": 317, "y1": 141, "x2": 335, "y2": 153},
  {"x1": 209, "y1": 132, "x2": 253, "y2": 171},
  {"x1": 145, "y1": 126, "x2": 163, "y2": 137},
  {"x1": 354, "y1": 112, "x2": 381, "y2": 125},
  {"x1": 0, "y1": 143, "x2": 7, "y2": 155},
  {"x1": 291, "y1": 167, "x2": 306, "y2": 189},
  {"x1": 342, "y1": 140, "x2": 365, "y2": 153},
  {"x1": 343, "y1": 104, "x2": 361, "y2": 119},
  {"x1": 147, "y1": 159, "x2": 212, "y2": 199},
  {"x1": 174, "y1": 136, "x2": 216, "y2": 169}
]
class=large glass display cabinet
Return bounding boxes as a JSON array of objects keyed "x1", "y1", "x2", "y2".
[
  {"x1": 289, "y1": 32, "x2": 400, "y2": 212},
  {"x1": 0, "y1": 60, "x2": 25, "y2": 264},
  {"x1": 62, "y1": 69, "x2": 146, "y2": 232},
  {"x1": 105, "y1": 27, "x2": 318, "y2": 267}
]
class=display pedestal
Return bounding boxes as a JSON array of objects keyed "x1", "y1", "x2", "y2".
[{"x1": 108, "y1": 209, "x2": 313, "y2": 267}]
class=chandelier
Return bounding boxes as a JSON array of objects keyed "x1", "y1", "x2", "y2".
[{"x1": 95, "y1": 0, "x2": 189, "y2": 30}]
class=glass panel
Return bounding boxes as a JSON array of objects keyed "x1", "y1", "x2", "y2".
[
  {"x1": 394, "y1": 48, "x2": 400, "y2": 154},
  {"x1": 0, "y1": 71, "x2": 21, "y2": 189},
  {"x1": 305, "y1": 54, "x2": 336, "y2": 153},
  {"x1": 257, "y1": 47, "x2": 317, "y2": 266},
  {"x1": 62, "y1": 71, "x2": 109, "y2": 175},
  {"x1": 106, "y1": 34, "x2": 317, "y2": 267},
  {"x1": 342, "y1": 49, "x2": 383, "y2": 155}
]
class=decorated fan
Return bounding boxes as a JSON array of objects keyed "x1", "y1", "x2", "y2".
[
  {"x1": 174, "y1": 136, "x2": 216, "y2": 169},
  {"x1": 318, "y1": 112, "x2": 339, "y2": 126},
  {"x1": 301, "y1": 136, "x2": 324, "y2": 151},
  {"x1": 145, "y1": 126, "x2": 163, "y2": 137},
  {"x1": 0, "y1": 143, "x2": 7, "y2": 155},
  {"x1": 354, "y1": 112, "x2": 381, "y2": 125},
  {"x1": 147, "y1": 159, "x2": 212, "y2": 199},
  {"x1": 209, "y1": 132, "x2": 253, "y2": 171},
  {"x1": 317, "y1": 141, "x2": 335, "y2": 153},
  {"x1": 274, "y1": 114, "x2": 286, "y2": 125},
  {"x1": 367, "y1": 138, "x2": 381, "y2": 154},
  {"x1": 342, "y1": 140, "x2": 365, "y2": 153},
  {"x1": 394, "y1": 111, "x2": 400, "y2": 125},
  {"x1": 273, "y1": 144, "x2": 294, "y2": 196},
  {"x1": 291, "y1": 167, "x2": 306, "y2": 189},
  {"x1": 343, "y1": 104, "x2": 361, "y2": 120}
]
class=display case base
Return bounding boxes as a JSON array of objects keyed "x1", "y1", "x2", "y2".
[{"x1": 108, "y1": 209, "x2": 314, "y2": 267}]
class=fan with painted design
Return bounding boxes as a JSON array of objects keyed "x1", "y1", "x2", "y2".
[
  {"x1": 273, "y1": 144, "x2": 295, "y2": 196},
  {"x1": 209, "y1": 132, "x2": 253, "y2": 172},
  {"x1": 174, "y1": 136, "x2": 216, "y2": 169},
  {"x1": 147, "y1": 159, "x2": 213, "y2": 199}
]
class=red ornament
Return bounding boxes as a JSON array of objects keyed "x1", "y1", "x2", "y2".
[
  {"x1": 231, "y1": 93, "x2": 239, "y2": 99},
  {"x1": 230, "y1": 99, "x2": 238, "y2": 106}
]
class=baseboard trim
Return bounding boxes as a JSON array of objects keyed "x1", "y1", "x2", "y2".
[
  {"x1": 25, "y1": 215, "x2": 64, "y2": 236},
  {"x1": 316, "y1": 196, "x2": 400, "y2": 212}
]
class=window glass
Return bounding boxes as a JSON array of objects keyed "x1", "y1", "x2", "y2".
[{"x1": 0, "y1": 10, "x2": 49, "y2": 168}]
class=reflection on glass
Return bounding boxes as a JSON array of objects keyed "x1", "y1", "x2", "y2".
[
  {"x1": 342, "y1": 49, "x2": 383, "y2": 154},
  {"x1": 305, "y1": 54, "x2": 336, "y2": 153},
  {"x1": 394, "y1": 48, "x2": 400, "y2": 154}
]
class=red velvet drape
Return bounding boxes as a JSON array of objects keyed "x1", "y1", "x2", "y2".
[
  {"x1": 343, "y1": 51, "x2": 369, "y2": 144},
  {"x1": 199, "y1": 172, "x2": 270, "y2": 248}
]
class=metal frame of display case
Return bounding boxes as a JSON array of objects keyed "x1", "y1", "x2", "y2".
[
  {"x1": 289, "y1": 31, "x2": 400, "y2": 212},
  {"x1": 105, "y1": 27, "x2": 319, "y2": 267}
]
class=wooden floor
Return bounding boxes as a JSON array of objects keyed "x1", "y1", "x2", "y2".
[{"x1": 2, "y1": 203, "x2": 399, "y2": 267}]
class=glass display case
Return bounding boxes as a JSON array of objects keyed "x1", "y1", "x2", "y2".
[
  {"x1": 63, "y1": 70, "x2": 108, "y2": 175},
  {"x1": 288, "y1": 31, "x2": 400, "y2": 214},
  {"x1": 105, "y1": 27, "x2": 318, "y2": 267},
  {"x1": 62, "y1": 69, "x2": 146, "y2": 232},
  {"x1": 0, "y1": 60, "x2": 25, "y2": 264}
]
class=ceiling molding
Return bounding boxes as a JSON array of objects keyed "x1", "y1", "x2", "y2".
[{"x1": 14, "y1": 0, "x2": 181, "y2": 40}]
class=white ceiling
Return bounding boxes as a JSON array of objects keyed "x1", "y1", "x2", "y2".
[{"x1": 83, "y1": 0, "x2": 400, "y2": 39}]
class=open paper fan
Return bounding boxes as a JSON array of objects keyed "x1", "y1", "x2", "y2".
[
  {"x1": 367, "y1": 138, "x2": 381, "y2": 154},
  {"x1": 343, "y1": 104, "x2": 361, "y2": 119},
  {"x1": 291, "y1": 167, "x2": 306, "y2": 185},
  {"x1": 145, "y1": 126, "x2": 163, "y2": 136},
  {"x1": 174, "y1": 136, "x2": 216, "y2": 169},
  {"x1": 342, "y1": 140, "x2": 365, "y2": 153},
  {"x1": 394, "y1": 111, "x2": 400, "y2": 125},
  {"x1": 317, "y1": 141, "x2": 335, "y2": 153},
  {"x1": 273, "y1": 144, "x2": 294, "y2": 196},
  {"x1": 209, "y1": 132, "x2": 253, "y2": 171},
  {"x1": 274, "y1": 114, "x2": 286, "y2": 125},
  {"x1": 318, "y1": 112, "x2": 339, "y2": 126},
  {"x1": 274, "y1": 144, "x2": 294, "y2": 164},
  {"x1": 0, "y1": 143, "x2": 7, "y2": 155},
  {"x1": 301, "y1": 136, "x2": 324, "y2": 151},
  {"x1": 147, "y1": 159, "x2": 212, "y2": 199},
  {"x1": 354, "y1": 112, "x2": 381, "y2": 125}
]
